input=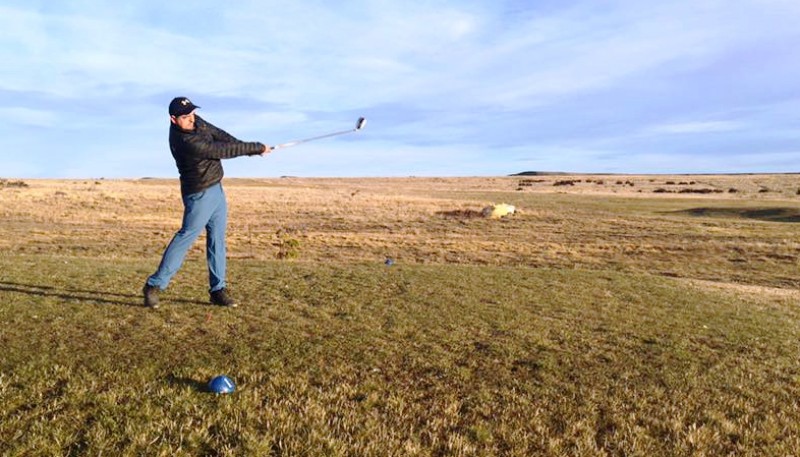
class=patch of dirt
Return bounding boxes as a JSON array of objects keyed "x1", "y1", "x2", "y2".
[
  {"x1": 436, "y1": 209, "x2": 485, "y2": 219},
  {"x1": 681, "y1": 278, "x2": 800, "y2": 301},
  {"x1": 669, "y1": 207, "x2": 800, "y2": 223}
]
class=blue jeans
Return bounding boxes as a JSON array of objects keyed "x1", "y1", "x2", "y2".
[{"x1": 146, "y1": 182, "x2": 228, "y2": 293}]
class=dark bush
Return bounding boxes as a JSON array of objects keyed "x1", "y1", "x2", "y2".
[
  {"x1": 553, "y1": 180, "x2": 577, "y2": 186},
  {"x1": 678, "y1": 188, "x2": 723, "y2": 194},
  {"x1": 0, "y1": 179, "x2": 29, "y2": 188},
  {"x1": 518, "y1": 179, "x2": 545, "y2": 187}
]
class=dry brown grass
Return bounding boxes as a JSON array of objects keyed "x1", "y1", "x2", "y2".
[
  {"x1": 2, "y1": 174, "x2": 800, "y2": 455},
  {"x1": 1, "y1": 175, "x2": 797, "y2": 288}
]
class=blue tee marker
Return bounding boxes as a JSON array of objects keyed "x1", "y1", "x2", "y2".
[{"x1": 208, "y1": 375, "x2": 236, "y2": 394}]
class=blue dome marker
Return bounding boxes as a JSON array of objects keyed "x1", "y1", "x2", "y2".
[{"x1": 208, "y1": 375, "x2": 236, "y2": 394}]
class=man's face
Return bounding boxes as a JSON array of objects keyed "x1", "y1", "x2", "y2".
[{"x1": 171, "y1": 111, "x2": 196, "y2": 131}]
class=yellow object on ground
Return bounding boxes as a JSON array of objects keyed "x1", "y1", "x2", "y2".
[{"x1": 482, "y1": 203, "x2": 516, "y2": 219}]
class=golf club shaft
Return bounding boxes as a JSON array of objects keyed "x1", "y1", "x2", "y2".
[
  {"x1": 271, "y1": 128, "x2": 357, "y2": 150},
  {"x1": 270, "y1": 117, "x2": 366, "y2": 150}
]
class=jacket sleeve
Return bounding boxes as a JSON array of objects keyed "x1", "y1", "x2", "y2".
[
  {"x1": 185, "y1": 136, "x2": 264, "y2": 159},
  {"x1": 187, "y1": 117, "x2": 265, "y2": 159}
]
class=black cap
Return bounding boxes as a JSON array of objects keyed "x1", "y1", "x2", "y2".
[{"x1": 169, "y1": 97, "x2": 200, "y2": 116}]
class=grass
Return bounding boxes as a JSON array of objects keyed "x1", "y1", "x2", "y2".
[{"x1": 1, "y1": 176, "x2": 799, "y2": 455}]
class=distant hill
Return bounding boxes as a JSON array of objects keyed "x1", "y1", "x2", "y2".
[{"x1": 509, "y1": 171, "x2": 569, "y2": 176}]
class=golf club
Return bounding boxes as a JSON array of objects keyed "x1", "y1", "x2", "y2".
[{"x1": 270, "y1": 117, "x2": 367, "y2": 150}]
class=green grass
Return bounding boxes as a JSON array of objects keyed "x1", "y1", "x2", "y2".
[{"x1": 2, "y1": 253, "x2": 799, "y2": 456}]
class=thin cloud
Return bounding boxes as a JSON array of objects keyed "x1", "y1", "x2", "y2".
[
  {"x1": 645, "y1": 121, "x2": 744, "y2": 135},
  {"x1": 1, "y1": 1, "x2": 799, "y2": 177}
]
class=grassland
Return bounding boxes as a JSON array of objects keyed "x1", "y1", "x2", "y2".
[{"x1": 0, "y1": 175, "x2": 798, "y2": 456}]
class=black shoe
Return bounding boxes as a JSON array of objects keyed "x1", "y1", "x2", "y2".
[
  {"x1": 143, "y1": 284, "x2": 160, "y2": 309},
  {"x1": 210, "y1": 288, "x2": 238, "y2": 307}
]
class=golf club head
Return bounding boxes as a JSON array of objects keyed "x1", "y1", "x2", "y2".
[{"x1": 356, "y1": 117, "x2": 366, "y2": 131}]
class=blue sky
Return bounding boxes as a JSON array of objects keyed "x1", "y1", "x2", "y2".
[{"x1": 1, "y1": 0, "x2": 799, "y2": 178}]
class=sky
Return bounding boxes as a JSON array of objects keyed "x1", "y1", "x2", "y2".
[{"x1": 1, "y1": 0, "x2": 799, "y2": 178}]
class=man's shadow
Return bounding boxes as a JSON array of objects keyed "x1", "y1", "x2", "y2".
[{"x1": 0, "y1": 281, "x2": 206, "y2": 307}]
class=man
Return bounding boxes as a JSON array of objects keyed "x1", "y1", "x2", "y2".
[{"x1": 143, "y1": 97, "x2": 270, "y2": 309}]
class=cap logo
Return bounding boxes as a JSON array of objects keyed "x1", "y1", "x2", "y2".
[{"x1": 181, "y1": 99, "x2": 191, "y2": 106}]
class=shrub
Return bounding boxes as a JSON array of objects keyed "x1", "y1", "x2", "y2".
[
  {"x1": 518, "y1": 179, "x2": 545, "y2": 187},
  {"x1": 275, "y1": 227, "x2": 302, "y2": 260},
  {"x1": 0, "y1": 179, "x2": 29, "y2": 188},
  {"x1": 678, "y1": 188, "x2": 723, "y2": 194}
]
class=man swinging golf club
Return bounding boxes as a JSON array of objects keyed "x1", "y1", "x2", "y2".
[{"x1": 143, "y1": 97, "x2": 270, "y2": 309}]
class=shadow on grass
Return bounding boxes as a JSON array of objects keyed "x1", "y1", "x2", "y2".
[
  {"x1": 166, "y1": 374, "x2": 209, "y2": 392},
  {"x1": 436, "y1": 209, "x2": 485, "y2": 219},
  {"x1": 668, "y1": 207, "x2": 800, "y2": 223},
  {"x1": 0, "y1": 281, "x2": 206, "y2": 307}
]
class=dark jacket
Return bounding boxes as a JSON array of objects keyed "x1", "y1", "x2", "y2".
[{"x1": 169, "y1": 115, "x2": 264, "y2": 196}]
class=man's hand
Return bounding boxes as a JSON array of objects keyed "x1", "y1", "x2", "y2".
[{"x1": 261, "y1": 144, "x2": 272, "y2": 155}]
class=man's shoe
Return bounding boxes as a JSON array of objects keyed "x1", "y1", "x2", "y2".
[
  {"x1": 210, "y1": 288, "x2": 238, "y2": 307},
  {"x1": 143, "y1": 284, "x2": 160, "y2": 309}
]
